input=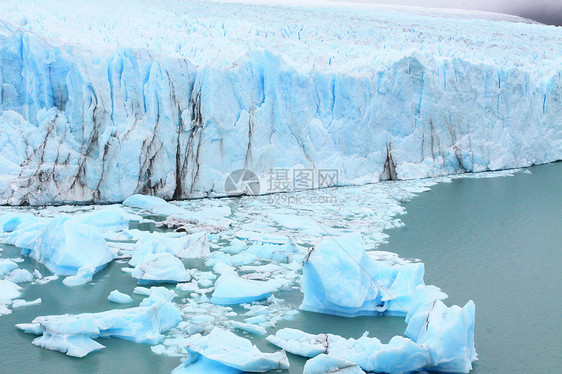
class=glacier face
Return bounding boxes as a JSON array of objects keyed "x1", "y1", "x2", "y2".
[{"x1": 0, "y1": 0, "x2": 560, "y2": 204}]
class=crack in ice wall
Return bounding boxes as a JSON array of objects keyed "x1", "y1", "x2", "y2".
[{"x1": 0, "y1": 2, "x2": 560, "y2": 204}]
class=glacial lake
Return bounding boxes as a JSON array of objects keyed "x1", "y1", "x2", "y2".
[{"x1": 0, "y1": 162, "x2": 560, "y2": 373}]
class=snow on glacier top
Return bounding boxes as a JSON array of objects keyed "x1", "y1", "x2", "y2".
[{"x1": 0, "y1": 0, "x2": 560, "y2": 75}]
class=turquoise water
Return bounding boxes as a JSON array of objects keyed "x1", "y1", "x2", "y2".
[{"x1": 0, "y1": 162, "x2": 560, "y2": 373}]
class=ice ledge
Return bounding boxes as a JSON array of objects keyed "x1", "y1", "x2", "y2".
[{"x1": 0, "y1": 23, "x2": 560, "y2": 205}]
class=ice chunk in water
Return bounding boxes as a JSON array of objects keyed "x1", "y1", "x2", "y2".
[
  {"x1": 304, "y1": 354, "x2": 365, "y2": 374},
  {"x1": 62, "y1": 266, "x2": 95, "y2": 286},
  {"x1": 179, "y1": 328, "x2": 289, "y2": 372},
  {"x1": 129, "y1": 232, "x2": 210, "y2": 267},
  {"x1": 268, "y1": 328, "x2": 431, "y2": 373},
  {"x1": 74, "y1": 206, "x2": 140, "y2": 232},
  {"x1": 300, "y1": 233, "x2": 424, "y2": 317},
  {"x1": 0, "y1": 279, "x2": 22, "y2": 315},
  {"x1": 5, "y1": 216, "x2": 113, "y2": 276},
  {"x1": 405, "y1": 285, "x2": 477, "y2": 373},
  {"x1": 0, "y1": 259, "x2": 18, "y2": 276},
  {"x1": 16, "y1": 287, "x2": 180, "y2": 357},
  {"x1": 108, "y1": 290, "x2": 133, "y2": 304},
  {"x1": 211, "y1": 273, "x2": 281, "y2": 305},
  {"x1": 131, "y1": 252, "x2": 190, "y2": 285}
]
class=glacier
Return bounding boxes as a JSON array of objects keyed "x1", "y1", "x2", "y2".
[{"x1": 0, "y1": 0, "x2": 559, "y2": 204}]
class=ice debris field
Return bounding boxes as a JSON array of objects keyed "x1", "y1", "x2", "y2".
[
  {"x1": 0, "y1": 169, "x2": 507, "y2": 373},
  {"x1": 0, "y1": 0, "x2": 559, "y2": 204}
]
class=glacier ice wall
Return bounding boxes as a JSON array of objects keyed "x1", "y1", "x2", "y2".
[{"x1": 0, "y1": 13, "x2": 560, "y2": 204}]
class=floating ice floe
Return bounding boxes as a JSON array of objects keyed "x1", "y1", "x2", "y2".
[
  {"x1": 129, "y1": 231, "x2": 210, "y2": 266},
  {"x1": 5, "y1": 268, "x2": 34, "y2": 283},
  {"x1": 123, "y1": 194, "x2": 230, "y2": 232},
  {"x1": 247, "y1": 240, "x2": 304, "y2": 262},
  {"x1": 108, "y1": 290, "x2": 133, "y2": 304},
  {"x1": 16, "y1": 287, "x2": 180, "y2": 357},
  {"x1": 269, "y1": 283, "x2": 477, "y2": 373},
  {"x1": 303, "y1": 354, "x2": 365, "y2": 374},
  {"x1": 12, "y1": 298, "x2": 41, "y2": 308},
  {"x1": 266, "y1": 328, "x2": 328, "y2": 357},
  {"x1": 0, "y1": 259, "x2": 18, "y2": 276},
  {"x1": 229, "y1": 321, "x2": 267, "y2": 336},
  {"x1": 300, "y1": 233, "x2": 424, "y2": 317},
  {"x1": 74, "y1": 206, "x2": 141, "y2": 232},
  {"x1": 174, "y1": 328, "x2": 289, "y2": 372},
  {"x1": 0, "y1": 279, "x2": 22, "y2": 315},
  {"x1": 205, "y1": 251, "x2": 259, "y2": 267},
  {"x1": 3, "y1": 215, "x2": 114, "y2": 276},
  {"x1": 131, "y1": 252, "x2": 190, "y2": 285},
  {"x1": 267, "y1": 328, "x2": 431, "y2": 373},
  {"x1": 63, "y1": 266, "x2": 96, "y2": 286},
  {"x1": 0, "y1": 213, "x2": 43, "y2": 233},
  {"x1": 405, "y1": 285, "x2": 477, "y2": 373},
  {"x1": 211, "y1": 273, "x2": 283, "y2": 305}
]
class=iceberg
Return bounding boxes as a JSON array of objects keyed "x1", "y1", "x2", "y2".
[
  {"x1": 16, "y1": 287, "x2": 181, "y2": 357},
  {"x1": 211, "y1": 273, "x2": 281, "y2": 305},
  {"x1": 0, "y1": 213, "x2": 42, "y2": 233},
  {"x1": 0, "y1": 259, "x2": 18, "y2": 276},
  {"x1": 303, "y1": 354, "x2": 365, "y2": 374},
  {"x1": 129, "y1": 232, "x2": 210, "y2": 267},
  {"x1": 62, "y1": 266, "x2": 95, "y2": 286},
  {"x1": 229, "y1": 321, "x2": 267, "y2": 336},
  {"x1": 405, "y1": 286, "x2": 477, "y2": 373},
  {"x1": 0, "y1": 279, "x2": 22, "y2": 315},
  {"x1": 4, "y1": 215, "x2": 114, "y2": 276},
  {"x1": 131, "y1": 252, "x2": 190, "y2": 285},
  {"x1": 74, "y1": 206, "x2": 140, "y2": 232},
  {"x1": 123, "y1": 195, "x2": 230, "y2": 231},
  {"x1": 108, "y1": 290, "x2": 133, "y2": 304},
  {"x1": 247, "y1": 240, "x2": 302, "y2": 262},
  {"x1": 267, "y1": 328, "x2": 431, "y2": 373},
  {"x1": 178, "y1": 328, "x2": 289, "y2": 372},
  {"x1": 0, "y1": 1, "x2": 559, "y2": 205},
  {"x1": 5, "y1": 268, "x2": 35, "y2": 283},
  {"x1": 300, "y1": 233, "x2": 424, "y2": 317},
  {"x1": 173, "y1": 355, "x2": 242, "y2": 374},
  {"x1": 12, "y1": 298, "x2": 42, "y2": 308},
  {"x1": 269, "y1": 283, "x2": 477, "y2": 373},
  {"x1": 266, "y1": 328, "x2": 328, "y2": 358}
]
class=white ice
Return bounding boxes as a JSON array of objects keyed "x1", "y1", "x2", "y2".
[
  {"x1": 0, "y1": 0, "x2": 559, "y2": 204},
  {"x1": 2, "y1": 214, "x2": 114, "y2": 276},
  {"x1": 300, "y1": 233, "x2": 424, "y2": 317},
  {"x1": 62, "y1": 266, "x2": 95, "y2": 287},
  {"x1": 0, "y1": 279, "x2": 22, "y2": 315},
  {"x1": 131, "y1": 252, "x2": 190, "y2": 285},
  {"x1": 176, "y1": 327, "x2": 289, "y2": 372},
  {"x1": 303, "y1": 354, "x2": 365, "y2": 374},
  {"x1": 108, "y1": 290, "x2": 133, "y2": 304},
  {"x1": 211, "y1": 273, "x2": 282, "y2": 305},
  {"x1": 16, "y1": 287, "x2": 181, "y2": 357}
]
